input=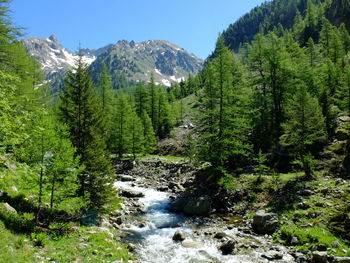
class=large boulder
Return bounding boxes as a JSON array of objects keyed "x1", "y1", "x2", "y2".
[
  {"x1": 183, "y1": 197, "x2": 211, "y2": 216},
  {"x1": 252, "y1": 210, "x2": 279, "y2": 235},
  {"x1": 170, "y1": 197, "x2": 211, "y2": 215},
  {"x1": 261, "y1": 251, "x2": 283, "y2": 260},
  {"x1": 120, "y1": 189, "x2": 144, "y2": 198}
]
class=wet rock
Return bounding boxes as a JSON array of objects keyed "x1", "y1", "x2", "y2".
[
  {"x1": 172, "y1": 230, "x2": 186, "y2": 242},
  {"x1": 118, "y1": 174, "x2": 135, "y2": 182},
  {"x1": 214, "y1": 232, "x2": 226, "y2": 239},
  {"x1": 252, "y1": 210, "x2": 279, "y2": 235},
  {"x1": 2, "y1": 202, "x2": 17, "y2": 214},
  {"x1": 183, "y1": 197, "x2": 211, "y2": 216},
  {"x1": 219, "y1": 240, "x2": 236, "y2": 255},
  {"x1": 261, "y1": 251, "x2": 283, "y2": 260},
  {"x1": 311, "y1": 252, "x2": 328, "y2": 263},
  {"x1": 334, "y1": 257, "x2": 350, "y2": 263},
  {"x1": 120, "y1": 189, "x2": 145, "y2": 198},
  {"x1": 182, "y1": 240, "x2": 203, "y2": 248}
]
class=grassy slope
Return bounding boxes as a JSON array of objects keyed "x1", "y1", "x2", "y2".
[{"x1": 226, "y1": 172, "x2": 350, "y2": 256}]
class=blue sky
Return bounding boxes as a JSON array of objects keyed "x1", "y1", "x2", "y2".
[{"x1": 10, "y1": 0, "x2": 266, "y2": 59}]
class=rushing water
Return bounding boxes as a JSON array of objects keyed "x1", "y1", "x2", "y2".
[{"x1": 115, "y1": 180, "x2": 294, "y2": 263}]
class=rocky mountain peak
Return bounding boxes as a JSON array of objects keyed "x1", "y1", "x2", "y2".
[{"x1": 48, "y1": 34, "x2": 58, "y2": 43}]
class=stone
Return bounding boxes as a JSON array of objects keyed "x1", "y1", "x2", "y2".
[
  {"x1": 261, "y1": 251, "x2": 283, "y2": 260},
  {"x1": 2, "y1": 202, "x2": 17, "y2": 214},
  {"x1": 252, "y1": 210, "x2": 279, "y2": 235},
  {"x1": 219, "y1": 240, "x2": 236, "y2": 255},
  {"x1": 182, "y1": 240, "x2": 203, "y2": 248},
  {"x1": 126, "y1": 243, "x2": 135, "y2": 252},
  {"x1": 334, "y1": 257, "x2": 350, "y2": 263},
  {"x1": 172, "y1": 230, "x2": 186, "y2": 242},
  {"x1": 118, "y1": 174, "x2": 135, "y2": 182},
  {"x1": 120, "y1": 189, "x2": 145, "y2": 198},
  {"x1": 183, "y1": 197, "x2": 211, "y2": 216},
  {"x1": 214, "y1": 232, "x2": 226, "y2": 239},
  {"x1": 311, "y1": 251, "x2": 328, "y2": 263}
]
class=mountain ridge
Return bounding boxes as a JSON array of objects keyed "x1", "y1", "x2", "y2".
[{"x1": 21, "y1": 35, "x2": 204, "y2": 89}]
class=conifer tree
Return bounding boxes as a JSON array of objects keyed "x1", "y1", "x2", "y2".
[
  {"x1": 59, "y1": 53, "x2": 115, "y2": 208},
  {"x1": 141, "y1": 110, "x2": 157, "y2": 154},
  {"x1": 281, "y1": 85, "x2": 326, "y2": 178}
]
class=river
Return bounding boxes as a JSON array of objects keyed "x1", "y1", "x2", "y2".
[{"x1": 115, "y1": 178, "x2": 295, "y2": 263}]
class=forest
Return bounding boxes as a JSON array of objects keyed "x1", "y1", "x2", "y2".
[{"x1": 1, "y1": 0, "x2": 350, "y2": 262}]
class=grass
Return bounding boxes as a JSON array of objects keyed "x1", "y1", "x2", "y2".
[{"x1": 0, "y1": 218, "x2": 131, "y2": 263}]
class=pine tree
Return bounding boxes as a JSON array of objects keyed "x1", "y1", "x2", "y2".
[
  {"x1": 141, "y1": 110, "x2": 157, "y2": 154},
  {"x1": 59, "y1": 53, "x2": 115, "y2": 208},
  {"x1": 130, "y1": 112, "x2": 144, "y2": 159},
  {"x1": 111, "y1": 93, "x2": 133, "y2": 158},
  {"x1": 281, "y1": 85, "x2": 326, "y2": 178}
]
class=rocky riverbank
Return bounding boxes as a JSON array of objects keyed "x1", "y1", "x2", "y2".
[{"x1": 110, "y1": 159, "x2": 299, "y2": 262}]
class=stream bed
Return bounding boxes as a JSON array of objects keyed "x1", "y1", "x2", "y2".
[{"x1": 115, "y1": 179, "x2": 295, "y2": 263}]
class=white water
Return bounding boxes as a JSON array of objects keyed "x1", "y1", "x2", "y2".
[{"x1": 115, "y1": 181, "x2": 294, "y2": 263}]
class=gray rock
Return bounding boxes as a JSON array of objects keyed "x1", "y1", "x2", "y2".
[
  {"x1": 311, "y1": 252, "x2": 328, "y2": 263},
  {"x1": 118, "y1": 174, "x2": 135, "y2": 182},
  {"x1": 120, "y1": 189, "x2": 145, "y2": 198},
  {"x1": 183, "y1": 197, "x2": 211, "y2": 216},
  {"x1": 334, "y1": 257, "x2": 350, "y2": 263},
  {"x1": 214, "y1": 232, "x2": 227, "y2": 239},
  {"x1": 261, "y1": 251, "x2": 283, "y2": 260},
  {"x1": 252, "y1": 210, "x2": 279, "y2": 235},
  {"x1": 172, "y1": 230, "x2": 186, "y2": 242},
  {"x1": 219, "y1": 240, "x2": 235, "y2": 255},
  {"x1": 2, "y1": 203, "x2": 16, "y2": 214}
]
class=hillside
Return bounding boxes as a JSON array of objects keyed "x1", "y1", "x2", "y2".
[{"x1": 220, "y1": 0, "x2": 350, "y2": 52}]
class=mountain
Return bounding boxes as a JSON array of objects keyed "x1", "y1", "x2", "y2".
[
  {"x1": 89, "y1": 40, "x2": 203, "y2": 89},
  {"x1": 220, "y1": 0, "x2": 350, "y2": 52},
  {"x1": 21, "y1": 34, "x2": 98, "y2": 86},
  {"x1": 21, "y1": 35, "x2": 203, "y2": 89}
]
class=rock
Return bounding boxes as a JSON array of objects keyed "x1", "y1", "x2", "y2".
[
  {"x1": 219, "y1": 240, "x2": 236, "y2": 255},
  {"x1": 214, "y1": 232, "x2": 226, "y2": 239},
  {"x1": 101, "y1": 218, "x2": 112, "y2": 228},
  {"x1": 183, "y1": 197, "x2": 211, "y2": 216},
  {"x1": 11, "y1": 186, "x2": 18, "y2": 192},
  {"x1": 118, "y1": 174, "x2": 135, "y2": 182},
  {"x1": 120, "y1": 189, "x2": 145, "y2": 198},
  {"x1": 339, "y1": 116, "x2": 350, "y2": 123},
  {"x1": 172, "y1": 230, "x2": 186, "y2": 242},
  {"x1": 182, "y1": 240, "x2": 203, "y2": 248},
  {"x1": 312, "y1": 252, "x2": 328, "y2": 263},
  {"x1": 261, "y1": 251, "x2": 283, "y2": 260},
  {"x1": 2, "y1": 203, "x2": 17, "y2": 214},
  {"x1": 252, "y1": 210, "x2": 279, "y2": 235},
  {"x1": 334, "y1": 257, "x2": 350, "y2": 263},
  {"x1": 291, "y1": 236, "x2": 299, "y2": 246}
]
